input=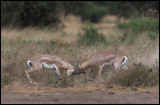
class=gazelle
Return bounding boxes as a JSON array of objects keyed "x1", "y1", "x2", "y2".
[
  {"x1": 25, "y1": 54, "x2": 74, "y2": 83},
  {"x1": 72, "y1": 50, "x2": 128, "y2": 79}
]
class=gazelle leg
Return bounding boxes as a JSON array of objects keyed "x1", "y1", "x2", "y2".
[
  {"x1": 87, "y1": 69, "x2": 91, "y2": 77},
  {"x1": 52, "y1": 64, "x2": 62, "y2": 78},
  {"x1": 85, "y1": 69, "x2": 92, "y2": 80},
  {"x1": 97, "y1": 65, "x2": 103, "y2": 80},
  {"x1": 114, "y1": 63, "x2": 120, "y2": 73},
  {"x1": 122, "y1": 65, "x2": 128, "y2": 70},
  {"x1": 25, "y1": 69, "x2": 33, "y2": 84},
  {"x1": 25, "y1": 68, "x2": 40, "y2": 84}
]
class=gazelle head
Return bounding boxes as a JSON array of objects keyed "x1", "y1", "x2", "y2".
[
  {"x1": 67, "y1": 68, "x2": 74, "y2": 76},
  {"x1": 70, "y1": 63, "x2": 86, "y2": 76}
]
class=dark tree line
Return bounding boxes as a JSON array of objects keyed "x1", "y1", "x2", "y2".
[{"x1": 1, "y1": 1, "x2": 159, "y2": 27}]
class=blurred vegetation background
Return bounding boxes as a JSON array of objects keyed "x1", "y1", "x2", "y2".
[{"x1": 1, "y1": 1, "x2": 159, "y2": 27}]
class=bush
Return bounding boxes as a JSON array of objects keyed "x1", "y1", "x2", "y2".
[
  {"x1": 118, "y1": 17, "x2": 159, "y2": 33},
  {"x1": 78, "y1": 22, "x2": 107, "y2": 45},
  {"x1": 111, "y1": 60, "x2": 159, "y2": 87},
  {"x1": 75, "y1": 2, "x2": 107, "y2": 23},
  {"x1": 118, "y1": 17, "x2": 159, "y2": 41}
]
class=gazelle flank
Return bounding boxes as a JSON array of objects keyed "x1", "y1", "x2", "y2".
[{"x1": 25, "y1": 54, "x2": 74, "y2": 83}]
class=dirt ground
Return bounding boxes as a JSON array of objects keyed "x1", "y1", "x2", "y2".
[{"x1": 1, "y1": 92, "x2": 159, "y2": 104}]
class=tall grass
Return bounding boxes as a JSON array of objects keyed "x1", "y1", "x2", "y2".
[
  {"x1": 110, "y1": 60, "x2": 159, "y2": 87},
  {"x1": 1, "y1": 26, "x2": 159, "y2": 89},
  {"x1": 1, "y1": 37, "x2": 159, "y2": 88}
]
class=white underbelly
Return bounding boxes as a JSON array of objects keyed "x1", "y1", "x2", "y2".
[
  {"x1": 41, "y1": 63, "x2": 60, "y2": 76},
  {"x1": 103, "y1": 60, "x2": 114, "y2": 66},
  {"x1": 42, "y1": 63, "x2": 55, "y2": 69}
]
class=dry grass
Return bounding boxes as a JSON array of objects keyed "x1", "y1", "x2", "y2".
[
  {"x1": 2, "y1": 82, "x2": 159, "y2": 94},
  {"x1": 1, "y1": 15, "x2": 159, "y2": 93},
  {"x1": 1, "y1": 15, "x2": 124, "y2": 44}
]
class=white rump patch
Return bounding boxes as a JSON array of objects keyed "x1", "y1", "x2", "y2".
[
  {"x1": 27, "y1": 60, "x2": 33, "y2": 70},
  {"x1": 120, "y1": 56, "x2": 128, "y2": 67}
]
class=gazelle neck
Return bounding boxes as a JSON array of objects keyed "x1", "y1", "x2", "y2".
[{"x1": 61, "y1": 61, "x2": 73, "y2": 70}]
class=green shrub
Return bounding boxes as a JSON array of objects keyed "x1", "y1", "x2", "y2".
[
  {"x1": 78, "y1": 22, "x2": 107, "y2": 45},
  {"x1": 119, "y1": 17, "x2": 159, "y2": 33},
  {"x1": 118, "y1": 17, "x2": 159, "y2": 41},
  {"x1": 49, "y1": 40, "x2": 55, "y2": 45}
]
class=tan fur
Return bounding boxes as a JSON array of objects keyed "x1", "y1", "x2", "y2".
[
  {"x1": 29, "y1": 54, "x2": 73, "y2": 70},
  {"x1": 25, "y1": 54, "x2": 74, "y2": 83},
  {"x1": 78, "y1": 51, "x2": 128, "y2": 79}
]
